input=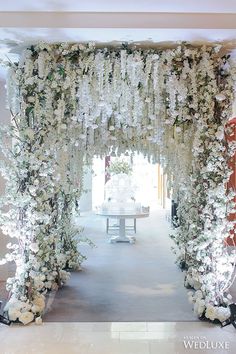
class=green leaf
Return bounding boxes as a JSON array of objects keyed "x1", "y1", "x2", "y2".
[
  {"x1": 47, "y1": 72, "x2": 53, "y2": 81},
  {"x1": 25, "y1": 106, "x2": 34, "y2": 117}
]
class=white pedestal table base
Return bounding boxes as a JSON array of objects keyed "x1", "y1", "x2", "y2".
[
  {"x1": 109, "y1": 218, "x2": 136, "y2": 244},
  {"x1": 96, "y1": 210, "x2": 149, "y2": 245}
]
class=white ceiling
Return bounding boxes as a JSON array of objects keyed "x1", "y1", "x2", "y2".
[
  {"x1": 1, "y1": 0, "x2": 236, "y2": 78},
  {"x1": 1, "y1": 1, "x2": 236, "y2": 46},
  {"x1": 1, "y1": 0, "x2": 236, "y2": 13}
]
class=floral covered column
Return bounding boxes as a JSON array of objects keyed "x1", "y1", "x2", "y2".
[{"x1": 225, "y1": 117, "x2": 236, "y2": 246}]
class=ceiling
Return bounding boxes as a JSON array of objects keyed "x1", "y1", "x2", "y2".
[
  {"x1": 1, "y1": 1, "x2": 236, "y2": 46},
  {"x1": 1, "y1": 0, "x2": 236, "y2": 78},
  {"x1": 1, "y1": 0, "x2": 236, "y2": 13}
]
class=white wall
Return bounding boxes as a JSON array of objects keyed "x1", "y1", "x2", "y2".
[
  {"x1": 79, "y1": 166, "x2": 93, "y2": 212},
  {"x1": 0, "y1": 80, "x2": 11, "y2": 280},
  {"x1": 92, "y1": 157, "x2": 105, "y2": 209}
]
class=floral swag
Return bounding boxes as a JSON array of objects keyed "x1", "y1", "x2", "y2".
[{"x1": 0, "y1": 42, "x2": 236, "y2": 324}]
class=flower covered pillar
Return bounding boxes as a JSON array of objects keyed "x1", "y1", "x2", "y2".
[
  {"x1": 183, "y1": 54, "x2": 236, "y2": 321},
  {"x1": 225, "y1": 117, "x2": 236, "y2": 246},
  {"x1": 0, "y1": 45, "x2": 86, "y2": 324}
]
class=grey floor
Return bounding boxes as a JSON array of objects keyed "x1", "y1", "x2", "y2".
[{"x1": 44, "y1": 208, "x2": 198, "y2": 322}]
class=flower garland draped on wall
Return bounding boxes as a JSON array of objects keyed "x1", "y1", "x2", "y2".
[{"x1": 0, "y1": 42, "x2": 235, "y2": 324}]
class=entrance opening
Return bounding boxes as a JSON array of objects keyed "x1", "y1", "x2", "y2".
[{"x1": 43, "y1": 153, "x2": 196, "y2": 322}]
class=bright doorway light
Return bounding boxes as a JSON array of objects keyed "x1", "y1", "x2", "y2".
[{"x1": 92, "y1": 153, "x2": 168, "y2": 210}]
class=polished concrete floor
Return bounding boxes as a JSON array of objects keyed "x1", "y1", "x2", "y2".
[
  {"x1": 0, "y1": 321, "x2": 235, "y2": 354},
  {"x1": 1, "y1": 208, "x2": 236, "y2": 353},
  {"x1": 44, "y1": 208, "x2": 196, "y2": 322}
]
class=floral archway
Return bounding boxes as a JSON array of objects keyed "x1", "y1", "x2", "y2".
[{"x1": 0, "y1": 42, "x2": 235, "y2": 325}]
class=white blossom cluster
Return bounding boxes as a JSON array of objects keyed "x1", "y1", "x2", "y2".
[
  {"x1": 0, "y1": 42, "x2": 235, "y2": 324},
  {"x1": 171, "y1": 51, "x2": 236, "y2": 323},
  {"x1": 107, "y1": 159, "x2": 132, "y2": 175}
]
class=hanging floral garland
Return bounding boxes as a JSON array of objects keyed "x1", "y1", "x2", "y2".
[{"x1": 0, "y1": 42, "x2": 235, "y2": 324}]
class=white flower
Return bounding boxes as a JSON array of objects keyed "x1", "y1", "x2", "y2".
[
  {"x1": 24, "y1": 128, "x2": 34, "y2": 140},
  {"x1": 27, "y1": 96, "x2": 35, "y2": 103},
  {"x1": 205, "y1": 305, "x2": 217, "y2": 321},
  {"x1": 198, "y1": 266, "x2": 204, "y2": 272},
  {"x1": 193, "y1": 299, "x2": 205, "y2": 316},
  {"x1": 215, "y1": 127, "x2": 224, "y2": 140},
  {"x1": 79, "y1": 134, "x2": 86, "y2": 139},
  {"x1": 19, "y1": 311, "x2": 34, "y2": 325},
  {"x1": 5, "y1": 298, "x2": 30, "y2": 312},
  {"x1": 175, "y1": 126, "x2": 182, "y2": 133},
  {"x1": 8, "y1": 307, "x2": 21, "y2": 321},
  {"x1": 38, "y1": 52, "x2": 46, "y2": 78},
  {"x1": 215, "y1": 93, "x2": 226, "y2": 101},
  {"x1": 194, "y1": 290, "x2": 203, "y2": 299},
  {"x1": 32, "y1": 305, "x2": 41, "y2": 313},
  {"x1": 216, "y1": 307, "x2": 230, "y2": 322},
  {"x1": 44, "y1": 281, "x2": 52, "y2": 289},
  {"x1": 29, "y1": 243, "x2": 39, "y2": 253},
  {"x1": 51, "y1": 81, "x2": 57, "y2": 88},
  {"x1": 193, "y1": 280, "x2": 201, "y2": 290},
  {"x1": 32, "y1": 295, "x2": 45, "y2": 312},
  {"x1": 98, "y1": 100, "x2": 105, "y2": 107},
  {"x1": 35, "y1": 316, "x2": 43, "y2": 325}
]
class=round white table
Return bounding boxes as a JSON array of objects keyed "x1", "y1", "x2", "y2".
[{"x1": 96, "y1": 210, "x2": 149, "y2": 244}]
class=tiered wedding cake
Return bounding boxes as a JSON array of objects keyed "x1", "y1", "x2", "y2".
[{"x1": 101, "y1": 173, "x2": 141, "y2": 213}]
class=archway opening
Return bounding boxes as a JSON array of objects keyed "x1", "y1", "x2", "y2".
[{"x1": 43, "y1": 151, "x2": 196, "y2": 322}]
